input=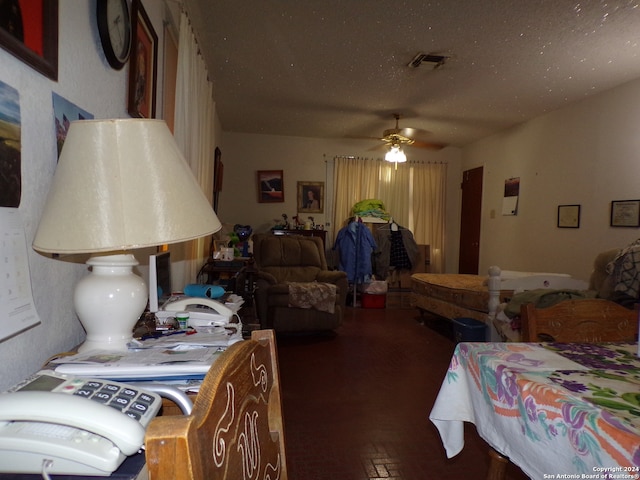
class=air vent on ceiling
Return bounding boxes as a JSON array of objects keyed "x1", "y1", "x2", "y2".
[{"x1": 408, "y1": 53, "x2": 448, "y2": 69}]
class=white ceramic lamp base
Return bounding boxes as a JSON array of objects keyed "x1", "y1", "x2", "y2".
[{"x1": 74, "y1": 254, "x2": 148, "y2": 353}]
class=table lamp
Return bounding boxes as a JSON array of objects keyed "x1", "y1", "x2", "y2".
[{"x1": 33, "y1": 119, "x2": 222, "y2": 352}]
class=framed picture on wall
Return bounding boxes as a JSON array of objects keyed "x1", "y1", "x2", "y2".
[
  {"x1": 127, "y1": 0, "x2": 157, "y2": 118},
  {"x1": 557, "y1": 204, "x2": 580, "y2": 228},
  {"x1": 610, "y1": 200, "x2": 640, "y2": 227},
  {"x1": 0, "y1": 0, "x2": 58, "y2": 80},
  {"x1": 297, "y1": 181, "x2": 324, "y2": 213},
  {"x1": 257, "y1": 170, "x2": 284, "y2": 203}
]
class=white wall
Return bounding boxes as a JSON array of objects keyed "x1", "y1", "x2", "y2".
[
  {"x1": 0, "y1": 0, "x2": 168, "y2": 391},
  {"x1": 217, "y1": 132, "x2": 463, "y2": 271},
  {"x1": 462, "y1": 78, "x2": 640, "y2": 281}
]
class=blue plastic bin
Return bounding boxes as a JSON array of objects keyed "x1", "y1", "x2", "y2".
[{"x1": 452, "y1": 317, "x2": 487, "y2": 342}]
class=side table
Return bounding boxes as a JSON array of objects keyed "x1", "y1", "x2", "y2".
[{"x1": 198, "y1": 258, "x2": 249, "y2": 288}]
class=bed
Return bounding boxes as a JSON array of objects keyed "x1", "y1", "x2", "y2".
[{"x1": 410, "y1": 266, "x2": 590, "y2": 341}]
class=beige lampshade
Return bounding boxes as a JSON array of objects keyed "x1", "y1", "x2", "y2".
[{"x1": 33, "y1": 119, "x2": 222, "y2": 254}]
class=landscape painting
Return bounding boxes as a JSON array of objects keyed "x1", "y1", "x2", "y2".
[
  {"x1": 52, "y1": 92, "x2": 93, "y2": 158},
  {"x1": 257, "y1": 170, "x2": 284, "y2": 203},
  {"x1": 0, "y1": 79, "x2": 21, "y2": 208}
]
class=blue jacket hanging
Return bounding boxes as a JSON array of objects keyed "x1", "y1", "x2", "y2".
[{"x1": 334, "y1": 220, "x2": 377, "y2": 284}]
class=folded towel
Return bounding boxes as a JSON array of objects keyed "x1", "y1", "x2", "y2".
[{"x1": 288, "y1": 282, "x2": 337, "y2": 313}]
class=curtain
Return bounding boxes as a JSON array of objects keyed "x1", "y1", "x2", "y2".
[
  {"x1": 333, "y1": 157, "x2": 447, "y2": 273},
  {"x1": 411, "y1": 162, "x2": 447, "y2": 273},
  {"x1": 173, "y1": 12, "x2": 216, "y2": 286}
]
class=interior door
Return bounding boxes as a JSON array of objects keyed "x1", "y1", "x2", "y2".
[{"x1": 458, "y1": 166, "x2": 483, "y2": 274}]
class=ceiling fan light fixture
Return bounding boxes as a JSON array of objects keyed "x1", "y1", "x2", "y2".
[{"x1": 385, "y1": 144, "x2": 407, "y2": 163}]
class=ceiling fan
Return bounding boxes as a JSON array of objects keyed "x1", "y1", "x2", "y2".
[
  {"x1": 371, "y1": 113, "x2": 444, "y2": 167},
  {"x1": 379, "y1": 113, "x2": 444, "y2": 152}
]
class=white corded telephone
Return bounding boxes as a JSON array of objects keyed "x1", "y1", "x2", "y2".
[
  {"x1": 0, "y1": 370, "x2": 161, "y2": 476},
  {"x1": 156, "y1": 296, "x2": 235, "y2": 327}
]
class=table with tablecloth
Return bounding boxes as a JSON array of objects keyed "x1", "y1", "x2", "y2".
[{"x1": 430, "y1": 342, "x2": 640, "y2": 478}]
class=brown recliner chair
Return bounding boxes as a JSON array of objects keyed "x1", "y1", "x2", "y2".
[{"x1": 250, "y1": 233, "x2": 348, "y2": 333}]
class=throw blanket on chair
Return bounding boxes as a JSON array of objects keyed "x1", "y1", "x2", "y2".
[
  {"x1": 288, "y1": 282, "x2": 337, "y2": 314},
  {"x1": 607, "y1": 238, "x2": 640, "y2": 300}
]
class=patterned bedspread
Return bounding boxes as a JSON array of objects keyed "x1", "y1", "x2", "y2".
[
  {"x1": 411, "y1": 273, "x2": 514, "y2": 315},
  {"x1": 411, "y1": 273, "x2": 489, "y2": 291}
]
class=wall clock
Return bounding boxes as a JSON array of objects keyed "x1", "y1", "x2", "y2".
[{"x1": 97, "y1": 0, "x2": 132, "y2": 70}]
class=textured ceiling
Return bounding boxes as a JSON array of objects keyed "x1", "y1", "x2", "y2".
[{"x1": 183, "y1": 0, "x2": 640, "y2": 149}]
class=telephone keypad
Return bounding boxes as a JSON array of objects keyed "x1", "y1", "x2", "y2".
[{"x1": 64, "y1": 379, "x2": 159, "y2": 423}]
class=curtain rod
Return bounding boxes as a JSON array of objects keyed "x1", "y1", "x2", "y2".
[{"x1": 327, "y1": 155, "x2": 447, "y2": 165}]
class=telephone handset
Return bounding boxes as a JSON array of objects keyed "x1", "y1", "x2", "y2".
[
  {"x1": 0, "y1": 370, "x2": 161, "y2": 476},
  {"x1": 157, "y1": 295, "x2": 234, "y2": 327}
]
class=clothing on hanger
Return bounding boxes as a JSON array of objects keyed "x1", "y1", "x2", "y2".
[
  {"x1": 373, "y1": 222, "x2": 419, "y2": 279},
  {"x1": 389, "y1": 229, "x2": 412, "y2": 269},
  {"x1": 334, "y1": 219, "x2": 377, "y2": 284}
]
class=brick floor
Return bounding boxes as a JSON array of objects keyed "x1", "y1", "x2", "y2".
[{"x1": 276, "y1": 307, "x2": 530, "y2": 480}]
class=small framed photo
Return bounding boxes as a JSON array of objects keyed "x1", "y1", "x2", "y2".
[
  {"x1": 557, "y1": 204, "x2": 580, "y2": 228},
  {"x1": 257, "y1": 170, "x2": 284, "y2": 203},
  {"x1": 297, "y1": 182, "x2": 324, "y2": 213},
  {"x1": 611, "y1": 200, "x2": 640, "y2": 227},
  {"x1": 211, "y1": 240, "x2": 225, "y2": 258},
  {"x1": 128, "y1": 0, "x2": 158, "y2": 118}
]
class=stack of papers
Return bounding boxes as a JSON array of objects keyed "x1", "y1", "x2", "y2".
[
  {"x1": 52, "y1": 325, "x2": 243, "y2": 381},
  {"x1": 224, "y1": 294, "x2": 245, "y2": 312}
]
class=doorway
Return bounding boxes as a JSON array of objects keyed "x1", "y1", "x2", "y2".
[{"x1": 458, "y1": 166, "x2": 483, "y2": 274}]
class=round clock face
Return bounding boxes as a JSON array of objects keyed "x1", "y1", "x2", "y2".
[{"x1": 97, "y1": 0, "x2": 132, "y2": 70}]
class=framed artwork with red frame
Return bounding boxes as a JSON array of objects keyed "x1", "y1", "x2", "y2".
[
  {"x1": 127, "y1": 0, "x2": 157, "y2": 118},
  {"x1": 257, "y1": 170, "x2": 284, "y2": 203},
  {"x1": 0, "y1": 0, "x2": 58, "y2": 80}
]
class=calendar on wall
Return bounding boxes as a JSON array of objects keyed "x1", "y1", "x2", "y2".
[{"x1": 0, "y1": 208, "x2": 40, "y2": 341}]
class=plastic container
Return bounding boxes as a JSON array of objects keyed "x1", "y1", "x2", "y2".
[
  {"x1": 452, "y1": 317, "x2": 487, "y2": 342},
  {"x1": 183, "y1": 284, "x2": 225, "y2": 299},
  {"x1": 361, "y1": 293, "x2": 386, "y2": 309},
  {"x1": 175, "y1": 311, "x2": 190, "y2": 329}
]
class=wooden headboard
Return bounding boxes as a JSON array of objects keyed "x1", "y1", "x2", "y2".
[{"x1": 520, "y1": 299, "x2": 637, "y2": 343}]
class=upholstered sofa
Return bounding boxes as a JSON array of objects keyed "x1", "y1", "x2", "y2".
[{"x1": 251, "y1": 233, "x2": 348, "y2": 333}]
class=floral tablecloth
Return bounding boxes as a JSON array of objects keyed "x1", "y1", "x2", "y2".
[{"x1": 430, "y1": 342, "x2": 640, "y2": 479}]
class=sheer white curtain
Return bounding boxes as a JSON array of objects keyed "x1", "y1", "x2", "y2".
[
  {"x1": 333, "y1": 157, "x2": 447, "y2": 272},
  {"x1": 173, "y1": 12, "x2": 216, "y2": 286},
  {"x1": 411, "y1": 161, "x2": 447, "y2": 273}
]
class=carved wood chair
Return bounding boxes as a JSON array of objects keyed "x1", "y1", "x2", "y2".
[
  {"x1": 520, "y1": 298, "x2": 637, "y2": 343},
  {"x1": 144, "y1": 329, "x2": 287, "y2": 480}
]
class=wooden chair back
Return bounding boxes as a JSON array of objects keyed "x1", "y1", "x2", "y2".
[
  {"x1": 145, "y1": 329, "x2": 287, "y2": 480},
  {"x1": 520, "y1": 299, "x2": 637, "y2": 343}
]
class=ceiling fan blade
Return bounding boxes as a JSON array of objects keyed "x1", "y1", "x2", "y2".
[
  {"x1": 368, "y1": 143, "x2": 387, "y2": 152},
  {"x1": 345, "y1": 134, "x2": 385, "y2": 142},
  {"x1": 409, "y1": 139, "x2": 447, "y2": 150},
  {"x1": 398, "y1": 127, "x2": 432, "y2": 138}
]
